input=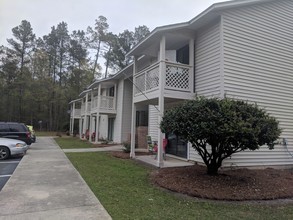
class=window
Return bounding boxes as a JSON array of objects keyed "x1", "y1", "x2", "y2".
[
  {"x1": 109, "y1": 87, "x2": 115, "y2": 97},
  {"x1": 176, "y1": 44, "x2": 189, "y2": 65},
  {"x1": 136, "y1": 111, "x2": 148, "y2": 126},
  {"x1": 9, "y1": 124, "x2": 25, "y2": 132},
  {"x1": 0, "y1": 124, "x2": 9, "y2": 132}
]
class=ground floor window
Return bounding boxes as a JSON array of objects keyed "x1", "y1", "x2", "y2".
[
  {"x1": 108, "y1": 118, "x2": 114, "y2": 141},
  {"x1": 166, "y1": 133, "x2": 187, "y2": 158}
]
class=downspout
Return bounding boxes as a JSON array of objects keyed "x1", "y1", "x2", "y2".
[
  {"x1": 219, "y1": 15, "x2": 225, "y2": 99},
  {"x1": 188, "y1": 38, "x2": 195, "y2": 160}
]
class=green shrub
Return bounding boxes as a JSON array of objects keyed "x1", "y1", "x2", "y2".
[
  {"x1": 123, "y1": 142, "x2": 131, "y2": 153},
  {"x1": 161, "y1": 97, "x2": 281, "y2": 175}
]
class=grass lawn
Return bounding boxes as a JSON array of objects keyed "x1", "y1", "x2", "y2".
[
  {"x1": 66, "y1": 152, "x2": 293, "y2": 220},
  {"x1": 55, "y1": 136, "x2": 97, "y2": 149},
  {"x1": 36, "y1": 131, "x2": 59, "y2": 136}
]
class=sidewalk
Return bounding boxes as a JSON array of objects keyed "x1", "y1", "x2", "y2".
[{"x1": 0, "y1": 137, "x2": 112, "y2": 220}]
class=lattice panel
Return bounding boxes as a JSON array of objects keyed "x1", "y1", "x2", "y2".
[
  {"x1": 100, "y1": 96, "x2": 115, "y2": 110},
  {"x1": 165, "y1": 65, "x2": 190, "y2": 90},
  {"x1": 135, "y1": 74, "x2": 145, "y2": 94},
  {"x1": 146, "y1": 67, "x2": 159, "y2": 90}
]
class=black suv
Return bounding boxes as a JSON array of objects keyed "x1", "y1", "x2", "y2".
[{"x1": 0, "y1": 122, "x2": 32, "y2": 145}]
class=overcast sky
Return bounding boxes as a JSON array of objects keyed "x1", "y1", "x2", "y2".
[{"x1": 0, "y1": 0, "x2": 230, "y2": 46}]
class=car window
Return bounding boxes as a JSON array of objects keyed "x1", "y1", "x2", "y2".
[
  {"x1": 0, "y1": 124, "x2": 9, "y2": 132},
  {"x1": 9, "y1": 124, "x2": 26, "y2": 132}
]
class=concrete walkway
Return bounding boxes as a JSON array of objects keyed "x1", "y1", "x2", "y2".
[{"x1": 0, "y1": 137, "x2": 111, "y2": 220}]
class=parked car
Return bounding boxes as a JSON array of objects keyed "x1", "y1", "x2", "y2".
[
  {"x1": 0, "y1": 137, "x2": 28, "y2": 160},
  {"x1": 26, "y1": 125, "x2": 36, "y2": 143},
  {"x1": 0, "y1": 122, "x2": 32, "y2": 145}
]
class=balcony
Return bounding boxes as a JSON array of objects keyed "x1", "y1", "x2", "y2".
[
  {"x1": 91, "y1": 96, "x2": 116, "y2": 114},
  {"x1": 134, "y1": 61, "x2": 193, "y2": 103},
  {"x1": 81, "y1": 102, "x2": 91, "y2": 115},
  {"x1": 70, "y1": 109, "x2": 81, "y2": 118}
]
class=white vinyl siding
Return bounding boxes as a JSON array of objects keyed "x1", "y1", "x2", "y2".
[
  {"x1": 190, "y1": 21, "x2": 222, "y2": 162},
  {"x1": 195, "y1": 21, "x2": 222, "y2": 98},
  {"x1": 99, "y1": 115, "x2": 108, "y2": 140},
  {"x1": 222, "y1": 0, "x2": 293, "y2": 167},
  {"x1": 148, "y1": 105, "x2": 159, "y2": 142}
]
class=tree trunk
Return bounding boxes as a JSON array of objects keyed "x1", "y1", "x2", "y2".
[
  {"x1": 92, "y1": 40, "x2": 101, "y2": 74},
  {"x1": 206, "y1": 163, "x2": 220, "y2": 175}
]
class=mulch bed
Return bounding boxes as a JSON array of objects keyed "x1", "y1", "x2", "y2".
[
  {"x1": 111, "y1": 151, "x2": 293, "y2": 201},
  {"x1": 150, "y1": 165, "x2": 293, "y2": 201},
  {"x1": 92, "y1": 143, "x2": 120, "y2": 148}
]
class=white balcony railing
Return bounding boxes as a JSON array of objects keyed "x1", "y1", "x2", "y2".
[
  {"x1": 100, "y1": 96, "x2": 115, "y2": 111},
  {"x1": 135, "y1": 62, "x2": 160, "y2": 95},
  {"x1": 71, "y1": 109, "x2": 81, "y2": 118},
  {"x1": 165, "y1": 62, "x2": 192, "y2": 92},
  {"x1": 80, "y1": 96, "x2": 116, "y2": 114},
  {"x1": 81, "y1": 102, "x2": 91, "y2": 115},
  {"x1": 134, "y1": 61, "x2": 192, "y2": 96}
]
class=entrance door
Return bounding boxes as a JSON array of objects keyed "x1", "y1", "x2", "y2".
[
  {"x1": 108, "y1": 118, "x2": 114, "y2": 141},
  {"x1": 166, "y1": 133, "x2": 187, "y2": 158}
]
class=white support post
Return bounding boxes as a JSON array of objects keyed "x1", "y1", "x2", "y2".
[
  {"x1": 114, "y1": 83, "x2": 117, "y2": 110},
  {"x1": 95, "y1": 84, "x2": 101, "y2": 142},
  {"x1": 71, "y1": 102, "x2": 76, "y2": 135},
  {"x1": 157, "y1": 36, "x2": 166, "y2": 168},
  {"x1": 82, "y1": 94, "x2": 88, "y2": 139},
  {"x1": 69, "y1": 103, "x2": 73, "y2": 135},
  {"x1": 79, "y1": 118, "x2": 82, "y2": 139},
  {"x1": 130, "y1": 57, "x2": 138, "y2": 158},
  {"x1": 89, "y1": 91, "x2": 94, "y2": 142}
]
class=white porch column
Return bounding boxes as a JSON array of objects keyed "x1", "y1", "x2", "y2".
[
  {"x1": 189, "y1": 38, "x2": 194, "y2": 93},
  {"x1": 95, "y1": 84, "x2": 101, "y2": 142},
  {"x1": 89, "y1": 91, "x2": 94, "y2": 142},
  {"x1": 130, "y1": 56, "x2": 138, "y2": 158},
  {"x1": 69, "y1": 103, "x2": 73, "y2": 135},
  {"x1": 79, "y1": 118, "x2": 82, "y2": 139},
  {"x1": 70, "y1": 102, "x2": 76, "y2": 135},
  {"x1": 157, "y1": 36, "x2": 166, "y2": 167},
  {"x1": 82, "y1": 93, "x2": 89, "y2": 139},
  {"x1": 114, "y1": 83, "x2": 117, "y2": 110}
]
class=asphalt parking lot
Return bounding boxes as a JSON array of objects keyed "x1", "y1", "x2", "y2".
[{"x1": 0, "y1": 156, "x2": 22, "y2": 190}]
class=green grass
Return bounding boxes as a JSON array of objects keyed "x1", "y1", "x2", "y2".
[
  {"x1": 66, "y1": 152, "x2": 293, "y2": 220},
  {"x1": 55, "y1": 136, "x2": 96, "y2": 149},
  {"x1": 35, "y1": 131, "x2": 59, "y2": 136}
]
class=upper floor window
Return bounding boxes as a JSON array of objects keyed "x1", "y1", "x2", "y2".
[
  {"x1": 109, "y1": 87, "x2": 115, "y2": 97},
  {"x1": 176, "y1": 44, "x2": 189, "y2": 65}
]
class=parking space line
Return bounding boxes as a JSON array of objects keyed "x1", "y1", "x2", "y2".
[
  {"x1": 0, "y1": 161, "x2": 19, "y2": 164},
  {"x1": 0, "y1": 175, "x2": 12, "y2": 177}
]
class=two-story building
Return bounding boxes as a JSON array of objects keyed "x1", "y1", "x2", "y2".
[{"x1": 70, "y1": 0, "x2": 293, "y2": 168}]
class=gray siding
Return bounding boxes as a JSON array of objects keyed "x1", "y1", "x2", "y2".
[
  {"x1": 195, "y1": 21, "x2": 222, "y2": 98},
  {"x1": 121, "y1": 79, "x2": 133, "y2": 142},
  {"x1": 222, "y1": 0, "x2": 293, "y2": 167}
]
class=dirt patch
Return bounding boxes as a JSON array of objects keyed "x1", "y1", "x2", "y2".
[
  {"x1": 150, "y1": 165, "x2": 293, "y2": 201},
  {"x1": 92, "y1": 144, "x2": 120, "y2": 148}
]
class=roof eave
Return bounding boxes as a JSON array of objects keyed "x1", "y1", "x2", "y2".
[{"x1": 126, "y1": 0, "x2": 276, "y2": 57}]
